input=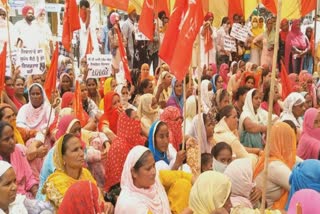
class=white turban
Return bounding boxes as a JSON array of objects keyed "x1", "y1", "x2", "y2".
[{"x1": 0, "y1": 160, "x2": 12, "y2": 177}]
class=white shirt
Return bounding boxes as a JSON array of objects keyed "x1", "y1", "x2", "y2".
[{"x1": 14, "y1": 19, "x2": 40, "y2": 49}]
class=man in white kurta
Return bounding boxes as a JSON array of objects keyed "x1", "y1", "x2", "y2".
[{"x1": 14, "y1": 6, "x2": 40, "y2": 49}]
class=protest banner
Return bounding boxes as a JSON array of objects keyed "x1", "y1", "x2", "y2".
[
  {"x1": 87, "y1": 54, "x2": 112, "y2": 78},
  {"x1": 230, "y1": 23, "x2": 249, "y2": 42},
  {"x1": 223, "y1": 35, "x2": 237, "y2": 52},
  {"x1": 134, "y1": 23, "x2": 149, "y2": 41},
  {"x1": 16, "y1": 48, "x2": 46, "y2": 76}
]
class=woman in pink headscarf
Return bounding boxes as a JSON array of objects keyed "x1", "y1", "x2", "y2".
[
  {"x1": 287, "y1": 189, "x2": 320, "y2": 214},
  {"x1": 297, "y1": 108, "x2": 320, "y2": 159},
  {"x1": 285, "y1": 19, "x2": 309, "y2": 74},
  {"x1": 219, "y1": 63, "x2": 230, "y2": 87},
  {"x1": 288, "y1": 73, "x2": 301, "y2": 92}
]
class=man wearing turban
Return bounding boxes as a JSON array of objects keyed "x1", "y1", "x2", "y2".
[
  {"x1": 14, "y1": 5, "x2": 40, "y2": 48},
  {"x1": 200, "y1": 12, "x2": 217, "y2": 68},
  {"x1": 121, "y1": 4, "x2": 137, "y2": 69}
]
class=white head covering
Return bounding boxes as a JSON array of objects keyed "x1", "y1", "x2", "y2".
[
  {"x1": 201, "y1": 79, "x2": 212, "y2": 114},
  {"x1": 189, "y1": 113, "x2": 212, "y2": 153},
  {"x1": 280, "y1": 92, "x2": 306, "y2": 128},
  {"x1": 115, "y1": 145, "x2": 171, "y2": 214},
  {"x1": 0, "y1": 160, "x2": 12, "y2": 177}
]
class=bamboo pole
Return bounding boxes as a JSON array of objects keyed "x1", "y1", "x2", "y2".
[
  {"x1": 260, "y1": 0, "x2": 282, "y2": 213},
  {"x1": 182, "y1": 77, "x2": 187, "y2": 150},
  {"x1": 5, "y1": 4, "x2": 13, "y2": 76},
  {"x1": 196, "y1": 33, "x2": 202, "y2": 174}
]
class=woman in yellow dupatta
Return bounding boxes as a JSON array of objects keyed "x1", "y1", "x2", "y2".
[
  {"x1": 99, "y1": 77, "x2": 117, "y2": 110},
  {"x1": 253, "y1": 122, "x2": 297, "y2": 209},
  {"x1": 42, "y1": 133, "x2": 96, "y2": 209}
]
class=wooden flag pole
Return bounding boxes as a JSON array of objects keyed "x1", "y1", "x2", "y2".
[
  {"x1": 196, "y1": 33, "x2": 202, "y2": 174},
  {"x1": 182, "y1": 76, "x2": 187, "y2": 150},
  {"x1": 5, "y1": 4, "x2": 13, "y2": 75},
  {"x1": 260, "y1": 0, "x2": 282, "y2": 213}
]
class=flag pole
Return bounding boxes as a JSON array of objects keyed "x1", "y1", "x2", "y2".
[
  {"x1": 196, "y1": 33, "x2": 202, "y2": 175},
  {"x1": 4, "y1": 3, "x2": 13, "y2": 75},
  {"x1": 260, "y1": 0, "x2": 282, "y2": 213},
  {"x1": 182, "y1": 75, "x2": 187, "y2": 151}
]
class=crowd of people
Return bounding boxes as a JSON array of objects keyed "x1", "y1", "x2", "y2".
[{"x1": 1, "y1": 1, "x2": 320, "y2": 214}]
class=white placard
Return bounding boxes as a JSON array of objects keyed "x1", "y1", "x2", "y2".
[
  {"x1": 87, "y1": 54, "x2": 112, "y2": 78},
  {"x1": 5, "y1": 50, "x2": 18, "y2": 77},
  {"x1": 16, "y1": 48, "x2": 46, "y2": 76},
  {"x1": 223, "y1": 35, "x2": 237, "y2": 52},
  {"x1": 230, "y1": 23, "x2": 249, "y2": 42},
  {"x1": 134, "y1": 23, "x2": 149, "y2": 41}
]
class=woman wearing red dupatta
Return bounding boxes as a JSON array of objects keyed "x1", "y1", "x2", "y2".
[
  {"x1": 104, "y1": 111, "x2": 146, "y2": 192},
  {"x1": 98, "y1": 92, "x2": 122, "y2": 141}
]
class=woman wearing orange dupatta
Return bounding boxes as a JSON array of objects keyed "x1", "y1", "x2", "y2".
[
  {"x1": 98, "y1": 92, "x2": 122, "y2": 141},
  {"x1": 253, "y1": 122, "x2": 297, "y2": 209}
]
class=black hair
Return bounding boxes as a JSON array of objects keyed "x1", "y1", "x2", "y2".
[
  {"x1": 211, "y1": 142, "x2": 232, "y2": 159},
  {"x1": 139, "y1": 79, "x2": 151, "y2": 94},
  {"x1": 158, "y1": 11, "x2": 166, "y2": 20},
  {"x1": 154, "y1": 121, "x2": 167, "y2": 137},
  {"x1": 0, "y1": 121, "x2": 12, "y2": 140},
  {"x1": 201, "y1": 75, "x2": 212, "y2": 81},
  {"x1": 260, "y1": 67, "x2": 270, "y2": 85},
  {"x1": 86, "y1": 78, "x2": 98, "y2": 86},
  {"x1": 79, "y1": 0, "x2": 90, "y2": 8},
  {"x1": 0, "y1": 106, "x2": 12, "y2": 120},
  {"x1": 283, "y1": 120, "x2": 297, "y2": 134},
  {"x1": 263, "y1": 85, "x2": 271, "y2": 102},
  {"x1": 217, "y1": 89, "x2": 228, "y2": 104},
  {"x1": 235, "y1": 86, "x2": 249, "y2": 101},
  {"x1": 14, "y1": 76, "x2": 26, "y2": 84},
  {"x1": 216, "y1": 105, "x2": 234, "y2": 121},
  {"x1": 252, "y1": 89, "x2": 258, "y2": 99},
  {"x1": 233, "y1": 14, "x2": 239, "y2": 20},
  {"x1": 245, "y1": 75, "x2": 255, "y2": 85},
  {"x1": 221, "y1": 17, "x2": 229, "y2": 26},
  {"x1": 61, "y1": 133, "x2": 77, "y2": 155},
  {"x1": 125, "y1": 108, "x2": 134, "y2": 118},
  {"x1": 202, "y1": 113, "x2": 208, "y2": 125},
  {"x1": 5, "y1": 76, "x2": 12, "y2": 82},
  {"x1": 214, "y1": 74, "x2": 221, "y2": 86},
  {"x1": 133, "y1": 150, "x2": 152, "y2": 171},
  {"x1": 201, "y1": 153, "x2": 213, "y2": 172}
]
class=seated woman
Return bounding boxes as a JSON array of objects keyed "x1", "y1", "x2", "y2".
[
  {"x1": 286, "y1": 159, "x2": 320, "y2": 209},
  {"x1": 59, "y1": 73, "x2": 73, "y2": 97},
  {"x1": 42, "y1": 133, "x2": 96, "y2": 209},
  {"x1": 154, "y1": 71, "x2": 172, "y2": 109},
  {"x1": 86, "y1": 78, "x2": 101, "y2": 106},
  {"x1": 148, "y1": 121, "x2": 187, "y2": 171},
  {"x1": 214, "y1": 105, "x2": 260, "y2": 160},
  {"x1": 0, "y1": 104, "x2": 27, "y2": 145},
  {"x1": 99, "y1": 77, "x2": 117, "y2": 110},
  {"x1": 189, "y1": 171, "x2": 232, "y2": 214},
  {"x1": 132, "y1": 78, "x2": 154, "y2": 107},
  {"x1": 104, "y1": 110, "x2": 147, "y2": 192},
  {"x1": 9, "y1": 76, "x2": 27, "y2": 110},
  {"x1": 80, "y1": 82, "x2": 102, "y2": 120},
  {"x1": 160, "y1": 106, "x2": 183, "y2": 151},
  {"x1": 214, "y1": 88, "x2": 230, "y2": 111},
  {"x1": 211, "y1": 142, "x2": 233, "y2": 173},
  {"x1": 242, "y1": 73, "x2": 256, "y2": 89},
  {"x1": 0, "y1": 122, "x2": 38, "y2": 198},
  {"x1": 115, "y1": 145, "x2": 171, "y2": 214},
  {"x1": 297, "y1": 108, "x2": 320, "y2": 159},
  {"x1": 137, "y1": 93, "x2": 160, "y2": 136},
  {"x1": 287, "y1": 189, "x2": 320, "y2": 214},
  {"x1": 115, "y1": 84, "x2": 137, "y2": 111},
  {"x1": 224, "y1": 158, "x2": 261, "y2": 209},
  {"x1": 166, "y1": 78, "x2": 184, "y2": 115},
  {"x1": 0, "y1": 161, "x2": 53, "y2": 214},
  {"x1": 61, "y1": 92, "x2": 96, "y2": 131},
  {"x1": 233, "y1": 86, "x2": 249, "y2": 118},
  {"x1": 58, "y1": 181, "x2": 113, "y2": 214},
  {"x1": 98, "y1": 92, "x2": 122, "y2": 141},
  {"x1": 239, "y1": 89, "x2": 270, "y2": 149},
  {"x1": 211, "y1": 74, "x2": 224, "y2": 93},
  {"x1": 280, "y1": 92, "x2": 306, "y2": 136},
  {"x1": 260, "y1": 84, "x2": 281, "y2": 116},
  {"x1": 187, "y1": 113, "x2": 215, "y2": 153},
  {"x1": 254, "y1": 122, "x2": 297, "y2": 209}
]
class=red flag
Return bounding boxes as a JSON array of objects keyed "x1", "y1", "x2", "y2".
[
  {"x1": 85, "y1": 30, "x2": 93, "y2": 55},
  {"x1": 62, "y1": 0, "x2": 80, "y2": 51},
  {"x1": 170, "y1": 0, "x2": 204, "y2": 81},
  {"x1": 300, "y1": 0, "x2": 317, "y2": 17},
  {"x1": 228, "y1": 0, "x2": 243, "y2": 24},
  {"x1": 1, "y1": 0, "x2": 7, "y2": 5},
  {"x1": 204, "y1": 28, "x2": 213, "y2": 53},
  {"x1": 44, "y1": 43, "x2": 58, "y2": 101},
  {"x1": 280, "y1": 60, "x2": 293, "y2": 100},
  {"x1": 159, "y1": 0, "x2": 188, "y2": 65},
  {"x1": 115, "y1": 27, "x2": 132, "y2": 84},
  {"x1": 74, "y1": 81, "x2": 85, "y2": 125},
  {"x1": 0, "y1": 42, "x2": 6, "y2": 94},
  {"x1": 261, "y1": 0, "x2": 277, "y2": 14},
  {"x1": 102, "y1": 0, "x2": 129, "y2": 11},
  {"x1": 138, "y1": 0, "x2": 154, "y2": 40},
  {"x1": 155, "y1": 0, "x2": 169, "y2": 17}
]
